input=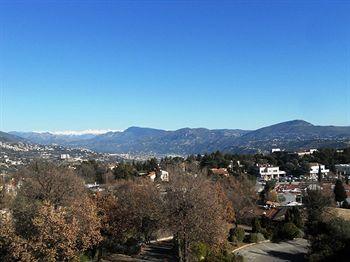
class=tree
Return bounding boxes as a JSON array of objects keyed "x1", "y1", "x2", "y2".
[
  {"x1": 251, "y1": 217, "x2": 262, "y2": 233},
  {"x1": 113, "y1": 162, "x2": 138, "y2": 180},
  {"x1": 75, "y1": 160, "x2": 107, "y2": 184},
  {"x1": 17, "y1": 160, "x2": 86, "y2": 207},
  {"x1": 219, "y1": 175, "x2": 258, "y2": 226},
  {"x1": 0, "y1": 216, "x2": 35, "y2": 262},
  {"x1": 303, "y1": 189, "x2": 331, "y2": 223},
  {"x1": 334, "y1": 179, "x2": 347, "y2": 206},
  {"x1": 285, "y1": 207, "x2": 303, "y2": 228},
  {"x1": 165, "y1": 175, "x2": 233, "y2": 262},
  {"x1": 1, "y1": 199, "x2": 102, "y2": 261},
  {"x1": 97, "y1": 179, "x2": 165, "y2": 251},
  {"x1": 228, "y1": 227, "x2": 245, "y2": 243},
  {"x1": 278, "y1": 222, "x2": 302, "y2": 240},
  {"x1": 317, "y1": 165, "x2": 323, "y2": 183},
  {"x1": 2, "y1": 161, "x2": 102, "y2": 261},
  {"x1": 259, "y1": 180, "x2": 277, "y2": 204},
  {"x1": 308, "y1": 218, "x2": 350, "y2": 261}
]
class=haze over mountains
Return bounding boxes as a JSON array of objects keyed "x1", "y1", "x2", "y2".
[{"x1": 6, "y1": 120, "x2": 350, "y2": 156}]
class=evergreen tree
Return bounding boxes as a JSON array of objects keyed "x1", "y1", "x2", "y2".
[
  {"x1": 334, "y1": 179, "x2": 347, "y2": 205},
  {"x1": 317, "y1": 165, "x2": 322, "y2": 183},
  {"x1": 252, "y1": 217, "x2": 262, "y2": 233},
  {"x1": 285, "y1": 206, "x2": 303, "y2": 227}
]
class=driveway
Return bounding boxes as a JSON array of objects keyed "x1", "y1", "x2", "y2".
[{"x1": 234, "y1": 238, "x2": 308, "y2": 262}]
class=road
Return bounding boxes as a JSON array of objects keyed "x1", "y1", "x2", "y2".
[{"x1": 234, "y1": 239, "x2": 308, "y2": 262}]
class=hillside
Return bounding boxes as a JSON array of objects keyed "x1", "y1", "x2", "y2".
[
  {"x1": 0, "y1": 131, "x2": 26, "y2": 143},
  {"x1": 224, "y1": 120, "x2": 350, "y2": 153},
  {"x1": 69, "y1": 127, "x2": 248, "y2": 155},
  {"x1": 9, "y1": 131, "x2": 97, "y2": 145},
  {"x1": 9, "y1": 120, "x2": 350, "y2": 156}
]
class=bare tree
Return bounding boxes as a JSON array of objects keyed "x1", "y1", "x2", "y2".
[
  {"x1": 97, "y1": 179, "x2": 165, "y2": 250},
  {"x1": 218, "y1": 175, "x2": 258, "y2": 226},
  {"x1": 17, "y1": 160, "x2": 86, "y2": 206},
  {"x1": 165, "y1": 174, "x2": 233, "y2": 262}
]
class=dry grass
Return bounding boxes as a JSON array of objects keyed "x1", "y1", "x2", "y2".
[{"x1": 324, "y1": 207, "x2": 350, "y2": 221}]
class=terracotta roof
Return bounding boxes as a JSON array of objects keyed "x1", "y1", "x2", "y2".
[
  {"x1": 264, "y1": 207, "x2": 288, "y2": 221},
  {"x1": 275, "y1": 184, "x2": 301, "y2": 193}
]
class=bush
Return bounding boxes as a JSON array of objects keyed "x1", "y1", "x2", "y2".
[
  {"x1": 191, "y1": 242, "x2": 209, "y2": 261},
  {"x1": 249, "y1": 233, "x2": 265, "y2": 243},
  {"x1": 228, "y1": 227, "x2": 245, "y2": 243},
  {"x1": 278, "y1": 222, "x2": 303, "y2": 240},
  {"x1": 260, "y1": 228, "x2": 273, "y2": 240}
]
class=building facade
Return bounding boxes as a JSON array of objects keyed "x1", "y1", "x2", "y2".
[
  {"x1": 258, "y1": 165, "x2": 286, "y2": 181},
  {"x1": 307, "y1": 163, "x2": 329, "y2": 180}
]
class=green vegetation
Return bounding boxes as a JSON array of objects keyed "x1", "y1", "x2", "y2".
[
  {"x1": 278, "y1": 222, "x2": 303, "y2": 240},
  {"x1": 304, "y1": 188, "x2": 350, "y2": 261},
  {"x1": 228, "y1": 227, "x2": 245, "y2": 243},
  {"x1": 249, "y1": 233, "x2": 265, "y2": 243}
]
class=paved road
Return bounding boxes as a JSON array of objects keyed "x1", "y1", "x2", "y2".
[
  {"x1": 136, "y1": 240, "x2": 176, "y2": 261},
  {"x1": 235, "y1": 239, "x2": 308, "y2": 262}
]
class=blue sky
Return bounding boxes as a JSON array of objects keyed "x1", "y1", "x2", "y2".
[{"x1": 0, "y1": 0, "x2": 349, "y2": 132}]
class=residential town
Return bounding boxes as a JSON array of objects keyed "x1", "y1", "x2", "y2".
[{"x1": 2, "y1": 143, "x2": 350, "y2": 261}]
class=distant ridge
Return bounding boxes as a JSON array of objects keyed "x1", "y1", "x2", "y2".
[
  {"x1": 0, "y1": 131, "x2": 26, "y2": 143},
  {"x1": 7, "y1": 120, "x2": 350, "y2": 155}
]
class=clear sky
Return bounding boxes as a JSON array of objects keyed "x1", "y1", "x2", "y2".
[{"x1": 0, "y1": 0, "x2": 349, "y2": 132}]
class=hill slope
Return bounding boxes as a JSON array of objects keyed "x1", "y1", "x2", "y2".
[
  {"x1": 10, "y1": 120, "x2": 350, "y2": 155},
  {"x1": 224, "y1": 120, "x2": 350, "y2": 153},
  {"x1": 0, "y1": 131, "x2": 26, "y2": 143}
]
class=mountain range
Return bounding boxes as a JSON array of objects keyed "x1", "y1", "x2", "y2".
[{"x1": 5, "y1": 120, "x2": 350, "y2": 156}]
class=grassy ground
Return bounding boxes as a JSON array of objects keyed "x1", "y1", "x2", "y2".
[{"x1": 324, "y1": 207, "x2": 350, "y2": 221}]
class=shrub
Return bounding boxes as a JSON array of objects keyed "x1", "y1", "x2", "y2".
[
  {"x1": 191, "y1": 242, "x2": 209, "y2": 261},
  {"x1": 278, "y1": 222, "x2": 303, "y2": 240},
  {"x1": 260, "y1": 228, "x2": 273, "y2": 240},
  {"x1": 249, "y1": 233, "x2": 265, "y2": 243},
  {"x1": 228, "y1": 227, "x2": 245, "y2": 243}
]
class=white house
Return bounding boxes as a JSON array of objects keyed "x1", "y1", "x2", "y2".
[
  {"x1": 159, "y1": 170, "x2": 169, "y2": 182},
  {"x1": 258, "y1": 165, "x2": 286, "y2": 181},
  {"x1": 335, "y1": 164, "x2": 350, "y2": 176},
  {"x1": 297, "y1": 149, "x2": 318, "y2": 157},
  {"x1": 148, "y1": 170, "x2": 169, "y2": 182},
  {"x1": 271, "y1": 148, "x2": 281, "y2": 153},
  {"x1": 60, "y1": 154, "x2": 70, "y2": 160},
  {"x1": 307, "y1": 163, "x2": 329, "y2": 180}
]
